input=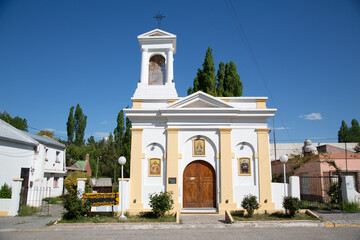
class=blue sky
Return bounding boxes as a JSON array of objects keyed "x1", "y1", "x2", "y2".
[{"x1": 0, "y1": 0, "x2": 359, "y2": 143}]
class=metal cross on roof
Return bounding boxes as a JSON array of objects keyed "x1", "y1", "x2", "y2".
[{"x1": 153, "y1": 12, "x2": 165, "y2": 29}]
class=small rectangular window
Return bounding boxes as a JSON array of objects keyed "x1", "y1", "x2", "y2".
[
  {"x1": 53, "y1": 177, "x2": 59, "y2": 188},
  {"x1": 45, "y1": 149, "x2": 49, "y2": 161},
  {"x1": 56, "y1": 151, "x2": 60, "y2": 163}
]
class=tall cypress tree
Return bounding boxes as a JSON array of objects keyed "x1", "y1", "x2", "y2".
[
  {"x1": 66, "y1": 106, "x2": 75, "y2": 143},
  {"x1": 338, "y1": 120, "x2": 349, "y2": 142},
  {"x1": 114, "y1": 110, "x2": 125, "y2": 156},
  {"x1": 350, "y1": 119, "x2": 360, "y2": 142},
  {"x1": 188, "y1": 48, "x2": 242, "y2": 97},
  {"x1": 74, "y1": 104, "x2": 87, "y2": 146},
  {"x1": 188, "y1": 47, "x2": 216, "y2": 95},
  {"x1": 123, "y1": 117, "x2": 132, "y2": 178},
  {"x1": 216, "y1": 62, "x2": 225, "y2": 97},
  {"x1": 223, "y1": 61, "x2": 242, "y2": 97}
]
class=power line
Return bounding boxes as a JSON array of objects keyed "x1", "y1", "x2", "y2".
[{"x1": 224, "y1": 0, "x2": 295, "y2": 144}]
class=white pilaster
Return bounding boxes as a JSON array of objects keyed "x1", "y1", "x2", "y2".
[
  {"x1": 9, "y1": 178, "x2": 23, "y2": 216},
  {"x1": 77, "y1": 178, "x2": 86, "y2": 199},
  {"x1": 166, "y1": 48, "x2": 174, "y2": 84},
  {"x1": 140, "y1": 48, "x2": 148, "y2": 84}
]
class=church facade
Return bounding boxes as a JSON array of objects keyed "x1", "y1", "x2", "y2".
[{"x1": 124, "y1": 29, "x2": 277, "y2": 214}]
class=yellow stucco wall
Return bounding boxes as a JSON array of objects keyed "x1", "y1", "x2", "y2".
[
  {"x1": 256, "y1": 99, "x2": 267, "y2": 109},
  {"x1": 131, "y1": 99, "x2": 142, "y2": 109},
  {"x1": 128, "y1": 128, "x2": 144, "y2": 213},
  {"x1": 218, "y1": 128, "x2": 237, "y2": 213},
  {"x1": 0, "y1": 211, "x2": 8, "y2": 216},
  {"x1": 256, "y1": 128, "x2": 275, "y2": 211},
  {"x1": 166, "y1": 128, "x2": 181, "y2": 211}
]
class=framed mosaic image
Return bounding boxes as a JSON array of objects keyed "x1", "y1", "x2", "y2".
[
  {"x1": 193, "y1": 138, "x2": 206, "y2": 156},
  {"x1": 149, "y1": 158, "x2": 161, "y2": 176},
  {"x1": 239, "y1": 158, "x2": 251, "y2": 175}
]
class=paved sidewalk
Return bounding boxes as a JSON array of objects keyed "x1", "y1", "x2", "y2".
[
  {"x1": 314, "y1": 210, "x2": 360, "y2": 226},
  {"x1": 180, "y1": 215, "x2": 225, "y2": 225},
  {"x1": 0, "y1": 204, "x2": 64, "y2": 232}
]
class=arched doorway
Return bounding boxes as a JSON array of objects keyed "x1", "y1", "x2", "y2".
[{"x1": 183, "y1": 160, "x2": 216, "y2": 208}]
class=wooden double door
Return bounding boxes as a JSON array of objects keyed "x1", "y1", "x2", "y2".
[{"x1": 183, "y1": 160, "x2": 216, "y2": 208}]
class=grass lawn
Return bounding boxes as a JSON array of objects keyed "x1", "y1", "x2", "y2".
[
  {"x1": 58, "y1": 212, "x2": 176, "y2": 224},
  {"x1": 231, "y1": 211, "x2": 319, "y2": 222}
]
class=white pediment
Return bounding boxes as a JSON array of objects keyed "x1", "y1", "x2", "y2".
[
  {"x1": 166, "y1": 91, "x2": 234, "y2": 109},
  {"x1": 138, "y1": 29, "x2": 176, "y2": 39}
]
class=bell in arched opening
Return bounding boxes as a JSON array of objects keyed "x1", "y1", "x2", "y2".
[{"x1": 148, "y1": 55, "x2": 165, "y2": 85}]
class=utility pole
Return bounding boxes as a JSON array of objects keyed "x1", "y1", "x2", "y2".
[
  {"x1": 96, "y1": 156, "x2": 101, "y2": 179},
  {"x1": 345, "y1": 141, "x2": 348, "y2": 174}
]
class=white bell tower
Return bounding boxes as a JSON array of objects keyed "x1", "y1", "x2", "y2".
[{"x1": 132, "y1": 29, "x2": 178, "y2": 99}]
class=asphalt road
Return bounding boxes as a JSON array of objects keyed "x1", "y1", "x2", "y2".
[{"x1": 0, "y1": 227, "x2": 359, "y2": 240}]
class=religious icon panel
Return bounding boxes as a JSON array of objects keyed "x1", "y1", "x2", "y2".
[
  {"x1": 193, "y1": 138, "x2": 206, "y2": 156},
  {"x1": 149, "y1": 158, "x2": 161, "y2": 176},
  {"x1": 239, "y1": 158, "x2": 251, "y2": 175}
]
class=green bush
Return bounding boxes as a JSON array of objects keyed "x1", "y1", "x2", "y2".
[
  {"x1": 241, "y1": 194, "x2": 260, "y2": 217},
  {"x1": 62, "y1": 191, "x2": 90, "y2": 220},
  {"x1": 283, "y1": 196, "x2": 300, "y2": 217},
  {"x1": 0, "y1": 183, "x2": 12, "y2": 198},
  {"x1": 327, "y1": 182, "x2": 339, "y2": 204},
  {"x1": 340, "y1": 201, "x2": 360, "y2": 212},
  {"x1": 149, "y1": 191, "x2": 173, "y2": 218},
  {"x1": 64, "y1": 171, "x2": 90, "y2": 194}
]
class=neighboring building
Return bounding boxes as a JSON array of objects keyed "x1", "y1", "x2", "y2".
[
  {"x1": 0, "y1": 119, "x2": 66, "y2": 209},
  {"x1": 91, "y1": 178, "x2": 112, "y2": 193},
  {"x1": 123, "y1": 29, "x2": 280, "y2": 214},
  {"x1": 66, "y1": 153, "x2": 92, "y2": 176},
  {"x1": 271, "y1": 140, "x2": 360, "y2": 202}
]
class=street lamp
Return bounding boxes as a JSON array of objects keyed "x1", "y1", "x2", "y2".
[
  {"x1": 279, "y1": 154, "x2": 288, "y2": 197},
  {"x1": 118, "y1": 156, "x2": 127, "y2": 221}
]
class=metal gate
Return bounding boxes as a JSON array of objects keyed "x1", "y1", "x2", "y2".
[
  {"x1": 300, "y1": 175, "x2": 340, "y2": 208},
  {"x1": 25, "y1": 187, "x2": 52, "y2": 216}
]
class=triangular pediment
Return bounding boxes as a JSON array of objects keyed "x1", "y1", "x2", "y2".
[
  {"x1": 166, "y1": 91, "x2": 234, "y2": 109},
  {"x1": 138, "y1": 29, "x2": 176, "y2": 39}
]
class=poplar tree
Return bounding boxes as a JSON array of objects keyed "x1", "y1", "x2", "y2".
[
  {"x1": 66, "y1": 106, "x2": 75, "y2": 143},
  {"x1": 74, "y1": 104, "x2": 87, "y2": 146},
  {"x1": 114, "y1": 110, "x2": 125, "y2": 156}
]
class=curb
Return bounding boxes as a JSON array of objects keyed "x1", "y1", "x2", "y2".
[{"x1": 324, "y1": 222, "x2": 360, "y2": 228}]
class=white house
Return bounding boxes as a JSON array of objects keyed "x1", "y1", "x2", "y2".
[
  {"x1": 122, "y1": 29, "x2": 296, "y2": 215},
  {"x1": 0, "y1": 119, "x2": 66, "y2": 215}
]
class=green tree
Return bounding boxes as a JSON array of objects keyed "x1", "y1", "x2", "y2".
[
  {"x1": 349, "y1": 119, "x2": 360, "y2": 142},
  {"x1": 188, "y1": 47, "x2": 216, "y2": 95},
  {"x1": 114, "y1": 110, "x2": 125, "y2": 156},
  {"x1": 216, "y1": 62, "x2": 225, "y2": 97},
  {"x1": 87, "y1": 136, "x2": 95, "y2": 145},
  {"x1": 338, "y1": 119, "x2": 360, "y2": 143},
  {"x1": 223, "y1": 61, "x2": 242, "y2": 97},
  {"x1": 74, "y1": 104, "x2": 87, "y2": 146},
  {"x1": 338, "y1": 120, "x2": 349, "y2": 143},
  {"x1": 37, "y1": 129, "x2": 54, "y2": 138},
  {"x1": 123, "y1": 117, "x2": 132, "y2": 178},
  {"x1": 188, "y1": 48, "x2": 242, "y2": 97},
  {"x1": 0, "y1": 112, "x2": 28, "y2": 131},
  {"x1": 66, "y1": 106, "x2": 75, "y2": 143}
]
